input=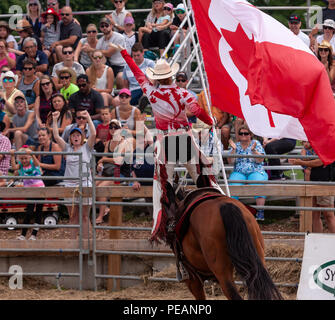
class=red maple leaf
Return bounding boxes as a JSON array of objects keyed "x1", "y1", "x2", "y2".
[{"x1": 220, "y1": 23, "x2": 275, "y2": 127}]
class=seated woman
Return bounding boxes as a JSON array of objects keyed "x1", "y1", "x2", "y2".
[
  {"x1": 317, "y1": 40, "x2": 335, "y2": 82},
  {"x1": 95, "y1": 119, "x2": 135, "y2": 224},
  {"x1": 309, "y1": 19, "x2": 335, "y2": 54},
  {"x1": 86, "y1": 50, "x2": 114, "y2": 107},
  {"x1": 46, "y1": 93, "x2": 72, "y2": 136},
  {"x1": 36, "y1": 127, "x2": 65, "y2": 186},
  {"x1": 141, "y1": 0, "x2": 172, "y2": 57},
  {"x1": 74, "y1": 24, "x2": 99, "y2": 70},
  {"x1": 34, "y1": 75, "x2": 58, "y2": 128},
  {"x1": 111, "y1": 88, "x2": 141, "y2": 137},
  {"x1": 228, "y1": 125, "x2": 268, "y2": 221}
]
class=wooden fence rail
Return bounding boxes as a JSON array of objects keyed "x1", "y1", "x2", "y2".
[{"x1": 1, "y1": 184, "x2": 335, "y2": 232}]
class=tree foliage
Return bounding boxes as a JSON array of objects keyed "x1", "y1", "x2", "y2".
[{"x1": 0, "y1": 0, "x2": 329, "y2": 31}]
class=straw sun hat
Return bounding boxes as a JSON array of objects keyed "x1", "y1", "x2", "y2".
[
  {"x1": 56, "y1": 68, "x2": 77, "y2": 83},
  {"x1": 318, "y1": 40, "x2": 333, "y2": 55},
  {"x1": 145, "y1": 59, "x2": 179, "y2": 80}
]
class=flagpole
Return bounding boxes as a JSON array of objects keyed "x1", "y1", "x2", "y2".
[{"x1": 184, "y1": 0, "x2": 231, "y2": 197}]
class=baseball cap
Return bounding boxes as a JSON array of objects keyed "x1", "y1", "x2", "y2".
[
  {"x1": 119, "y1": 88, "x2": 131, "y2": 96},
  {"x1": 100, "y1": 17, "x2": 111, "y2": 25},
  {"x1": 288, "y1": 15, "x2": 301, "y2": 23},
  {"x1": 14, "y1": 94, "x2": 26, "y2": 101},
  {"x1": 124, "y1": 16, "x2": 134, "y2": 25},
  {"x1": 70, "y1": 127, "x2": 83, "y2": 135},
  {"x1": 164, "y1": 3, "x2": 174, "y2": 10},
  {"x1": 176, "y1": 71, "x2": 188, "y2": 80},
  {"x1": 176, "y1": 3, "x2": 186, "y2": 11}
]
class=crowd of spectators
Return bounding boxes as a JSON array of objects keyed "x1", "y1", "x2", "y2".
[{"x1": 0, "y1": 1, "x2": 334, "y2": 238}]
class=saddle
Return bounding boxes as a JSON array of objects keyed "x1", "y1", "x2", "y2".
[{"x1": 174, "y1": 187, "x2": 223, "y2": 242}]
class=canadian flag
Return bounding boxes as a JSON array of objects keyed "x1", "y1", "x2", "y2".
[{"x1": 190, "y1": 0, "x2": 335, "y2": 165}]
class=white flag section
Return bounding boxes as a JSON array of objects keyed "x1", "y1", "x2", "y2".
[
  {"x1": 208, "y1": 0, "x2": 309, "y2": 140},
  {"x1": 297, "y1": 233, "x2": 335, "y2": 300}
]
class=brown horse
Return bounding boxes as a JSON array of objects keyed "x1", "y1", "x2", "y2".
[{"x1": 169, "y1": 187, "x2": 283, "y2": 300}]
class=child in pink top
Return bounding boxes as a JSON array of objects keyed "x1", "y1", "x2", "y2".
[{"x1": 10, "y1": 146, "x2": 45, "y2": 240}]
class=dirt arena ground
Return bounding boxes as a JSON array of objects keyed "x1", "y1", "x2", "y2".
[{"x1": 0, "y1": 210, "x2": 303, "y2": 300}]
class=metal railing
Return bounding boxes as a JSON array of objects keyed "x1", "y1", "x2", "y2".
[
  {"x1": 0, "y1": 147, "x2": 327, "y2": 291},
  {"x1": 0, "y1": 150, "x2": 87, "y2": 290}
]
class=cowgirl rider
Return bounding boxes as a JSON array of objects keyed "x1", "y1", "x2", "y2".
[{"x1": 112, "y1": 44, "x2": 223, "y2": 242}]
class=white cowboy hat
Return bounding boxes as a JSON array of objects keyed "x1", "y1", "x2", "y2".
[
  {"x1": 0, "y1": 71, "x2": 18, "y2": 86},
  {"x1": 145, "y1": 59, "x2": 179, "y2": 80}
]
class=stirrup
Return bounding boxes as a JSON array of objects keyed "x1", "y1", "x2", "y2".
[{"x1": 176, "y1": 261, "x2": 189, "y2": 281}]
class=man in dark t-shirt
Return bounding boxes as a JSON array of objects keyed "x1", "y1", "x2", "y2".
[
  {"x1": 169, "y1": 3, "x2": 193, "y2": 49},
  {"x1": 49, "y1": 6, "x2": 82, "y2": 63},
  {"x1": 289, "y1": 154, "x2": 335, "y2": 233},
  {"x1": 68, "y1": 74, "x2": 104, "y2": 126},
  {"x1": 322, "y1": 0, "x2": 335, "y2": 21}
]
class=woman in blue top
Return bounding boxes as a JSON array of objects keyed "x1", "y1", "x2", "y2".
[{"x1": 228, "y1": 125, "x2": 268, "y2": 221}]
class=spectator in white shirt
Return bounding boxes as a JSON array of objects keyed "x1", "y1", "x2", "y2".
[{"x1": 288, "y1": 15, "x2": 310, "y2": 47}]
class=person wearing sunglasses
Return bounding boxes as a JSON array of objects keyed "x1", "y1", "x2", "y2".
[
  {"x1": 61, "y1": 108, "x2": 92, "y2": 143},
  {"x1": 317, "y1": 40, "x2": 335, "y2": 84},
  {"x1": 51, "y1": 45, "x2": 85, "y2": 90},
  {"x1": 74, "y1": 24, "x2": 99, "y2": 70},
  {"x1": 15, "y1": 37, "x2": 48, "y2": 78},
  {"x1": 86, "y1": 49, "x2": 114, "y2": 105},
  {"x1": 228, "y1": 125, "x2": 268, "y2": 221},
  {"x1": 46, "y1": 0, "x2": 60, "y2": 14},
  {"x1": 287, "y1": 15, "x2": 310, "y2": 47},
  {"x1": 175, "y1": 71, "x2": 199, "y2": 126},
  {"x1": 110, "y1": 88, "x2": 141, "y2": 137},
  {"x1": 68, "y1": 74, "x2": 105, "y2": 127},
  {"x1": 34, "y1": 75, "x2": 57, "y2": 128},
  {"x1": 170, "y1": 3, "x2": 192, "y2": 51},
  {"x1": 95, "y1": 118, "x2": 135, "y2": 224},
  {"x1": 105, "y1": 0, "x2": 132, "y2": 33},
  {"x1": 310, "y1": 19, "x2": 335, "y2": 54},
  {"x1": 17, "y1": 58, "x2": 39, "y2": 110},
  {"x1": 49, "y1": 6, "x2": 82, "y2": 63},
  {"x1": 0, "y1": 71, "x2": 25, "y2": 121},
  {"x1": 15, "y1": 18, "x2": 43, "y2": 54},
  {"x1": 96, "y1": 17, "x2": 127, "y2": 89},
  {"x1": 56, "y1": 67, "x2": 79, "y2": 101},
  {"x1": 25, "y1": 0, "x2": 43, "y2": 38}
]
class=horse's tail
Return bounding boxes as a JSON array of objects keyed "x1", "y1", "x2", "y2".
[{"x1": 219, "y1": 203, "x2": 283, "y2": 300}]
